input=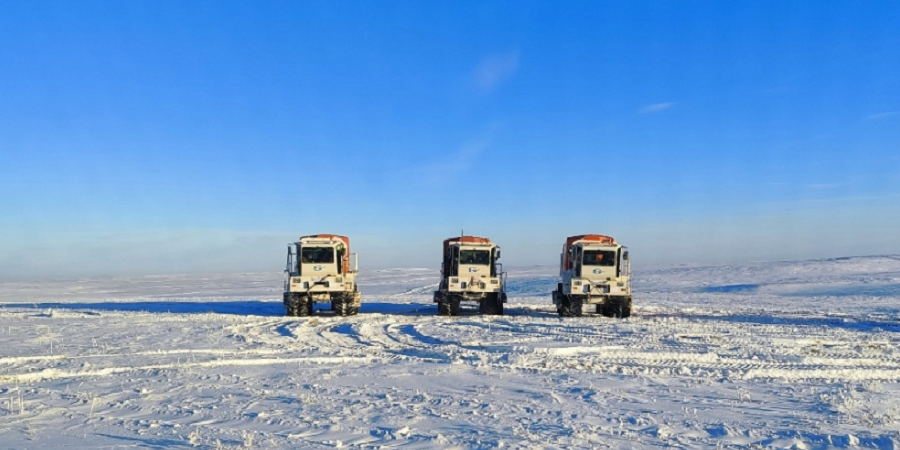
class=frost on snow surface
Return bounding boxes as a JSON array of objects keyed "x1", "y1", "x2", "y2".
[{"x1": 1, "y1": 256, "x2": 900, "y2": 449}]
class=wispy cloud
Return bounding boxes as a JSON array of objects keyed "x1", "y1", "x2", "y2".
[
  {"x1": 807, "y1": 183, "x2": 844, "y2": 190},
  {"x1": 473, "y1": 50, "x2": 520, "y2": 93},
  {"x1": 639, "y1": 102, "x2": 676, "y2": 114},
  {"x1": 866, "y1": 111, "x2": 898, "y2": 120}
]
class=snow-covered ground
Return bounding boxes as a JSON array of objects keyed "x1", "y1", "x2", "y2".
[{"x1": 2, "y1": 256, "x2": 900, "y2": 449}]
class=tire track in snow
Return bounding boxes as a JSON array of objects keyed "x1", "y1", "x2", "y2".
[
  {"x1": 0, "y1": 355, "x2": 384, "y2": 383},
  {"x1": 0, "y1": 348, "x2": 291, "y2": 367},
  {"x1": 6, "y1": 294, "x2": 900, "y2": 385},
  {"x1": 254, "y1": 301, "x2": 900, "y2": 382}
]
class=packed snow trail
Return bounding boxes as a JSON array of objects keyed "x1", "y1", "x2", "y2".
[{"x1": 1, "y1": 256, "x2": 900, "y2": 449}]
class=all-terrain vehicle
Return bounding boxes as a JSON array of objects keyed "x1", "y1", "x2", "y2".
[
  {"x1": 283, "y1": 234, "x2": 361, "y2": 316},
  {"x1": 552, "y1": 234, "x2": 632, "y2": 317},
  {"x1": 433, "y1": 235, "x2": 507, "y2": 316}
]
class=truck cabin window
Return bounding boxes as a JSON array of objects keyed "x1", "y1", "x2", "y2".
[
  {"x1": 300, "y1": 247, "x2": 335, "y2": 264},
  {"x1": 459, "y1": 250, "x2": 491, "y2": 265},
  {"x1": 582, "y1": 250, "x2": 616, "y2": 267}
]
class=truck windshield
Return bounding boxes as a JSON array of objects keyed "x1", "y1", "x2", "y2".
[
  {"x1": 300, "y1": 247, "x2": 334, "y2": 264},
  {"x1": 583, "y1": 250, "x2": 616, "y2": 267},
  {"x1": 459, "y1": 250, "x2": 491, "y2": 265}
]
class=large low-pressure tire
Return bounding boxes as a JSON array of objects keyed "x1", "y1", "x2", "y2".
[
  {"x1": 286, "y1": 293, "x2": 310, "y2": 317},
  {"x1": 339, "y1": 303, "x2": 359, "y2": 316},
  {"x1": 438, "y1": 297, "x2": 460, "y2": 316},
  {"x1": 603, "y1": 297, "x2": 632, "y2": 318},
  {"x1": 479, "y1": 293, "x2": 504, "y2": 315},
  {"x1": 616, "y1": 297, "x2": 632, "y2": 318},
  {"x1": 599, "y1": 301, "x2": 614, "y2": 318},
  {"x1": 558, "y1": 295, "x2": 583, "y2": 317},
  {"x1": 332, "y1": 295, "x2": 358, "y2": 316},
  {"x1": 284, "y1": 293, "x2": 295, "y2": 316},
  {"x1": 296, "y1": 294, "x2": 311, "y2": 317}
]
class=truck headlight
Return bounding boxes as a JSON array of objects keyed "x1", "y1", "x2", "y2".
[
  {"x1": 490, "y1": 279, "x2": 499, "y2": 285},
  {"x1": 574, "y1": 281, "x2": 581, "y2": 286}
]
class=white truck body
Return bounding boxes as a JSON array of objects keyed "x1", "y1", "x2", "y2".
[
  {"x1": 553, "y1": 235, "x2": 632, "y2": 317},
  {"x1": 434, "y1": 236, "x2": 506, "y2": 315},
  {"x1": 283, "y1": 234, "x2": 361, "y2": 316}
]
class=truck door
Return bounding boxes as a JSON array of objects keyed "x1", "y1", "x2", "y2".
[
  {"x1": 336, "y1": 246, "x2": 345, "y2": 274},
  {"x1": 574, "y1": 247, "x2": 583, "y2": 277},
  {"x1": 490, "y1": 248, "x2": 497, "y2": 277},
  {"x1": 616, "y1": 248, "x2": 622, "y2": 277},
  {"x1": 286, "y1": 245, "x2": 295, "y2": 275}
]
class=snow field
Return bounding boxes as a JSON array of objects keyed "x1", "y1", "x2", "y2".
[{"x1": 1, "y1": 256, "x2": 900, "y2": 449}]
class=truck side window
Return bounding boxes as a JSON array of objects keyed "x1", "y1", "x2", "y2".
[
  {"x1": 450, "y1": 246, "x2": 459, "y2": 277},
  {"x1": 490, "y1": 248, "x2": 497, "y2": 277},
  {"x1": 616, "y1": 248, "x2": 621, "y2": 277},
  {"x1": 296, "y1": 245, "x2": 302, "y2": 275},
  {"x1": 574, "y1": 247, "x2": 582, "y2": 277}
]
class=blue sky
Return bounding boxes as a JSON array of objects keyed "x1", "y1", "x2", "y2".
[{"x1": 1, "y1": 1, "x2": 899, "y2": 279}]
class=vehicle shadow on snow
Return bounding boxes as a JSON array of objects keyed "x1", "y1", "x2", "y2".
[
  {"x1": 0, "y1": 300, "x2": 287, "y2": 316},
  {"x1": 0, "y1": 300, "x2": 449, "y2": 318},
  {"x1": 2, "y1": 293, "x2": 569, "y2": 319},
  {"x1": 358, "y1": 302, "x2": 435, "y2": 316}
]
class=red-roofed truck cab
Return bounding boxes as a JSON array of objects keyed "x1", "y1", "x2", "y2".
[
  {"x1": 433, "y1": 236, "x2": 507, "y2": 316},
  {"x1": 552, "y1": 235, "x2": 632, "y2": 317},
  {"x1": 283, "y1": 234, "x2": 361, "y2": 316}
]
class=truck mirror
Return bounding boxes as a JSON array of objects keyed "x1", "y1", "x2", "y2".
[
  {"x1": 623, "y1": 252, "x2": 629, "y2": 261},
  {"x1": 495, "y1": 249, "x2": 501, "y2": 260}
]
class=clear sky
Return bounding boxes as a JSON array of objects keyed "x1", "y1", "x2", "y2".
[{"x1": 1, "y1": 1, "x2": 899, "y2": 279}]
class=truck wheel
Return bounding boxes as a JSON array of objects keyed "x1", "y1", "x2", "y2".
[
  {"x1": 286, "y1": 293, "x2": 309, "y2": 317},
  {"x1": 332, "y1": 295, "x2": 358, "y2": 316},
  {"x1": 284, "y1": 293, "x2": 294, "y2": 316},
  {"x1": 599, "y1": 302, "x2": 614, "y2": 318},
  {"x1": 558, "y1": 296, "x2": 583, "y2": 317},
  {"x1": 479, "y1": 293, "x2": 504, "y2": 315},
  {"x1": 296, "y1": 294, "x2": 311, "y2": 317},
  {"x1": 438, "y1": 298, "x2": 460, "y2": 316},
  {"x1": 336, "y1": 303, "x2": 358, "y2": 316},
  {"x1": 617, "y1": 297, "x2": 632, "y2": 318},
  {"x1": 603, "y1": 297, "x2": 632, "y2": 318},
  {"x1": 339, "y1": 301, "x2": 359, "y2": 316}
]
